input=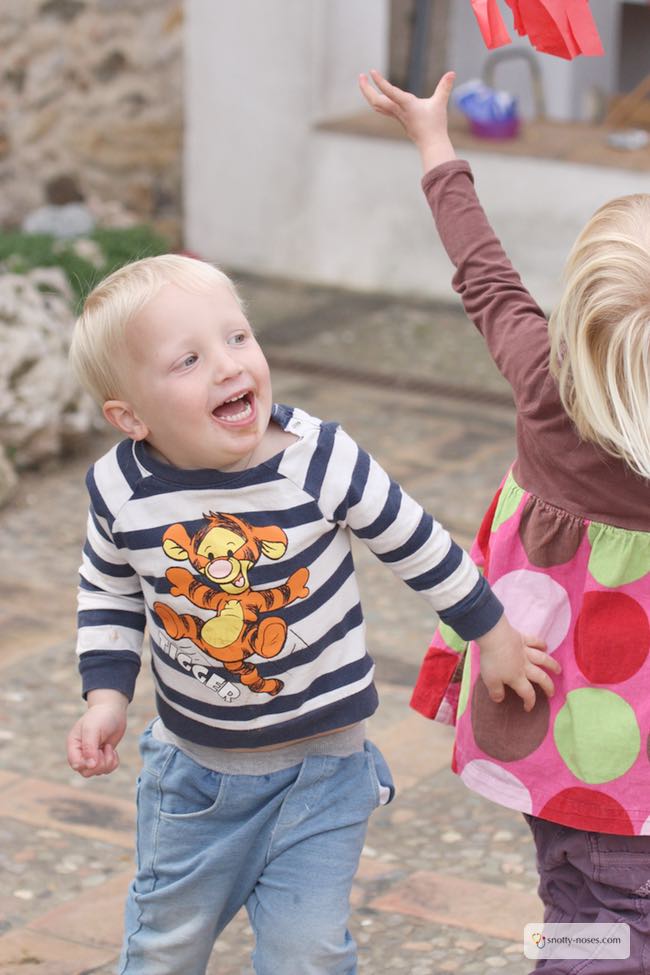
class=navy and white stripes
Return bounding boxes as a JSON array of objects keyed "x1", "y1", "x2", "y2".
[{"x1": 76, "y1": 404, "x2": 502, "y2": 748}]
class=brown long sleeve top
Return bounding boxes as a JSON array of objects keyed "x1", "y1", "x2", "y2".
[{"x1": 422, "y1": 160, "x2": 650, "y2": 530}]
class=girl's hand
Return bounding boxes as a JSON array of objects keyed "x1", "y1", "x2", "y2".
[
  {"x1": 476, "y1": 615, "x2": 561, "y2": 712},
  {"x1": 358, "y1": 68, "x2": 457, "y2": 172}
]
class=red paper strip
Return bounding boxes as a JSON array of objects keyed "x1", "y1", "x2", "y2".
[
  {"x1": 518, "y1": 0, "x2": 579, "y2": 58},
  {"x1": 470, "y1": 0, "x2": 512, "y2": 49},
  {"x1": 474, "y1": 0, "x2": 604, "y2": 59},
  {"x1": 505, "y1": 0, "x2": 526, "y2": 35},
  {"x1": 564, "y1": 0, "x2": 604, "y2": 56}
]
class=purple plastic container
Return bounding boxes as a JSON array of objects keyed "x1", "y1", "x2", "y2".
[
  {"x1": 455, "y1": 80, "x2": 520, "y2": 141},
  {"x1": 469, "y1": 116, "x2": 520, "y2": 139}
]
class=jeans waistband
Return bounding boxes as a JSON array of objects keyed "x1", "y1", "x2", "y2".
[{"x1": 151, "y1": 718, "x2": 366, "y2": 775}]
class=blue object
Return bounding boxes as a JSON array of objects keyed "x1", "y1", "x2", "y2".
[{"x1": 454, "y1": 79, "x2": 520, "y2": 139}]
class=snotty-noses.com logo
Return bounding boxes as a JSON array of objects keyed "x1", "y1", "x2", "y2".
[{"x1": 524, "y1": 923, "x2": 630, "y2": 961}]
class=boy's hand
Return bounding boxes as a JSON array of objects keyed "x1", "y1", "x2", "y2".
[
  {"x1": 67, "y1": 689, "x2": 128, "y2": 778},
  {"x1": 476, "y1": 615, "x2": 561, "y2": 712},
  {"x1": 358, "y1": 68, "x2": 457, "y2": 172}
]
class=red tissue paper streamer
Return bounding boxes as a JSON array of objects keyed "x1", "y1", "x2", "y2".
[{"x1": 470, "y1": 0, "x2": 604, "y2": 58}]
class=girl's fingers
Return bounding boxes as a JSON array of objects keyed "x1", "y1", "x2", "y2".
[
  {"x1": 485, "y1": 678, "x2": 505, "y2": 705},
  {"x1": 358, "y1": 73, "x2": 376, "y2": 101},
  {"x1": 523, "y1": 633, "x2": 547, "y2": 651},
  {"x1": 510, "y1": 677, "x2": 535, "y2": 712},
  {"x1": 526, "y1": 647, "x2": 561, "y2": 672},
  {"x1": 363, "y1": 68, "x2": 455, "y2": 114},
  {"x1": 371, "y1": 67, "x2": 454, "y2": 108},
  {"x1": 434, "y1": 71, "x2": 456, "y2": 99},
  {"x1": 369, "y1": 68, "x2": 410, "y2": 105},
  {"x1": 359, "y1": 75, "x2": 399, "y2": 115},
  {"x1": 525, "y1": 664, "x2": 555, "y2": 698}
]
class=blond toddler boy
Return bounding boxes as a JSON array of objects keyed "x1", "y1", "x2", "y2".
[{"x1": 66, "y1": 255, "x2": 558, "y2": 975}]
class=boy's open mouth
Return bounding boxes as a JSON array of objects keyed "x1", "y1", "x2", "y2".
[{"x1": 212, "y1": 391, "x2": 254, "y2": 423}]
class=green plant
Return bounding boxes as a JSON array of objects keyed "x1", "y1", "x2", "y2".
[{"x1": 0, "y1": 225, "x2": 169, "y2": 308}]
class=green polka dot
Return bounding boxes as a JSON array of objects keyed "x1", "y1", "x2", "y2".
[
  {"x1": 553, "y1": 688, "x2": 640, "y2": 784},
  {"x1": 457, "y1": 652, "x2": 472, "y2": 719},
  {"x1": 588, "y1": 523, "x2": 650, "y2": 587},
  {"x1": 491, "y1": 474, "x2": 523, "y2": 533},
  {"x1": 438, "y1": 621, "x2": 468, "y2": 655}
]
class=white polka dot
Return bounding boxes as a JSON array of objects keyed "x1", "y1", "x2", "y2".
[
  {"x1": 641, "y1": 815, "x2": 650, "y2": 836},
  {"x1": 492, "y1": 569, "x2": 571, "y2": 653},
  {"x1": 460, "y1": 759, "x2": 533, "y2": 814}
]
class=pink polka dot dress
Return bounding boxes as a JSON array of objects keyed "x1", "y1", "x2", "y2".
[{"x1": 411, "y1": 161, "x2": 650, "y2": 836}]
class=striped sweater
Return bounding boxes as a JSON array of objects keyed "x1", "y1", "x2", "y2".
[{"x1": 77, "y1": 404, "x2": 502, "y2": 748}]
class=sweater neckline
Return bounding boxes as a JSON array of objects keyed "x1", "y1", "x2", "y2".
[{"x1": 131, "y1": 403, "x2": 300, "y2": 487}]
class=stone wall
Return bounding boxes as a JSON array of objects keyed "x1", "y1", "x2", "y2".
[
  {"x1": 0, "y1": 0, "x2": 184, "y2": 243},
  {"x1": 0, "y1": 267, "x2": 99, "y2": 507}
]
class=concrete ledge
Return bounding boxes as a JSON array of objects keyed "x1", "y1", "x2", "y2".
[{"x1": 189, "y1": 120, "x2": 650, "y2": 311}]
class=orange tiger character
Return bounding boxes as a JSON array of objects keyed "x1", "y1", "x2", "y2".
[{"x1": 153, "y1": 512, "x2": 309, "y2": 695}]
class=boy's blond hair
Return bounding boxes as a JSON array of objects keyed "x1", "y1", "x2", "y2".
[
  {"x1": 548, "y1": 193, "x2": 650, "y2": 480},
  {"x1": 70, "y1": 254, "x2": 241, "y2": 404}
]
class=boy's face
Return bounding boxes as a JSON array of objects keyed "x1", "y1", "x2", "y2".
[{"x1": 104, "y1": 281, "x2": 273, "y2": 471}]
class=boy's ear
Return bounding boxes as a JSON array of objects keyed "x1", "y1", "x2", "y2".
[{"x1": 102, "y1": 400, "x2": 149, "y2": 441}]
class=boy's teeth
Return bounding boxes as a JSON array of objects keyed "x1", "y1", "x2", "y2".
[{"x1": 216, "y1": 399, "x2": 252, "y2": 422}]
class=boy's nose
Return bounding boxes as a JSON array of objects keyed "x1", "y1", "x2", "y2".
[{"x1": 213, "y1": 352, "x2": 243, "y2": 382}]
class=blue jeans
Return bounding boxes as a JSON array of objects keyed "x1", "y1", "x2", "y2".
[{"x1": 118, "y1": 724, "x2": 394, "y2": 975}]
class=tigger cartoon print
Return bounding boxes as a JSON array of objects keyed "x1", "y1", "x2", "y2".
[{"x1": 153, "y1": 512, "x2": 309, "y2": 695}]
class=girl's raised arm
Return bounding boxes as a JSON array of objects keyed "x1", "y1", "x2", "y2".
[{"x1": 359, "y1": 70, "x2": 549, "y2": 406}]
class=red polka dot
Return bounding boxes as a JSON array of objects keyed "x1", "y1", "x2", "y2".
[
  {"x1": 540, "y1": 787, "x2": 633, "y2": 834},
  {"x1": 574, "y1": 591, "x2": 649, "y2": 684}
]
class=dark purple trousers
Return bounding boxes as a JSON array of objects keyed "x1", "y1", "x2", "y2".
[{"x1": 526, "y1": 816, "x2": 650, "y2": 974}]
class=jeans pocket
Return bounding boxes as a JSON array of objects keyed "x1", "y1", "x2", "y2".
[
  {"x1": 365, "y1": 740, "x2": 395, "y2": 806},
  {"x1": 158, "y1": 748, "x2": 227, "y2": 819}
]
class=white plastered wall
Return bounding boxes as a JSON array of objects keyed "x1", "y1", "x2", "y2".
[{"x1": 185, "y1": 0, "x2": 650, "y2": 310}]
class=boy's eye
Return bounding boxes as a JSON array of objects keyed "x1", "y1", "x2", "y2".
[
  {"x1": 228, "y1": 332, "x2": 247, "y2": 346},
  {"x1": 181, "y1": 354, "x2": 198, "y2": 367}
]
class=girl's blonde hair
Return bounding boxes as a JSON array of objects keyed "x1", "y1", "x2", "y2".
[
  {"x1": 70, "y1": 254, "x2": 242, "y2": 404},
  {"x1": 548, "y1": 193, "x2": 650, "y2": 479}
]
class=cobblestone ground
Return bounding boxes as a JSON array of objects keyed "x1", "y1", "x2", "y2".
[{"x1": 0, "y1": 275, "x2": 542, "y2": 974}]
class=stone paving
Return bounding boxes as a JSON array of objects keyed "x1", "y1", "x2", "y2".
[{"x1": 0, "y1": 274, "x2": 543, "y2": 974}]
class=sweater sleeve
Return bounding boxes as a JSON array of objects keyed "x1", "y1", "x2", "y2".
[
  {"x1": 422, "y1": 159, "x2": 551, "y2": 412},
  {"x1": 315, "y1": 425, "x2": 503, "y2": 641},
  {"x1": 76, "y1": 473, "x2": 145, "y2": 700}
]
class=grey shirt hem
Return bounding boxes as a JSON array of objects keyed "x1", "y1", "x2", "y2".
[{"x1": 152, "y1": 718, "x2": 366, "y2": 775}]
